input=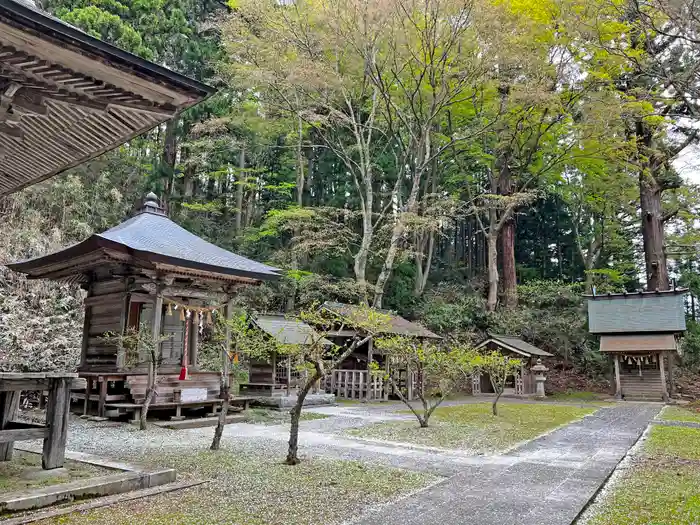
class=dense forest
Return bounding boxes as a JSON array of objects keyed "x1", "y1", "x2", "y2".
[{"x1": 1, "y1": 0, "x2": 700, "y2": 382}]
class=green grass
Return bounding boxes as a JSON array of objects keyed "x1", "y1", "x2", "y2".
[
  {"x1": 587, "y1": 462, "x2": 700, "y2": 525},
  {"x1": 347, "y1": 402, "x2": 596, "y2": 452},
  {"x1": 660, "y1": 405, "x2": 700, "y2": 424},
  {"x1": 0, "y1": 451, "x2": 109, "y2": 493},
  {"x1": 43, "y1": 449, "x2": 436, "y2": 525},
  {"x1": 242, "y1": 408, "x2": 329, "y2": 425},
  {"x1": 587, "y1": 426, "x2": 700, "y2": 525},
  {"x1": 548, "y1": 391, "x2": 614, "y2": 405},
  {"x1": 646, "y1": 425, "x2": 700, "y2": 460}
]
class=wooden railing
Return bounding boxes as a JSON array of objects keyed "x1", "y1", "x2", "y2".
[{"x1": 324, "y1": 370, "x2": 387, "y2": 401}]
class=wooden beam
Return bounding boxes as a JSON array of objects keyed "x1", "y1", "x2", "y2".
[
  {"x1": 0, "y1": 379, "x2": 51, "y2": 392},
  {"x1": 141, "y1": 282, "x2": 228, "y2": 302},
  {"x1": 0, "y1": 426, "x2": 47, "y2": 444}
]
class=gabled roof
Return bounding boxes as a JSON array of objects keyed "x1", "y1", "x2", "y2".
[
  {"x1": 252, "y1": 314, "x2": 332, "y2": 346},
  {"x1": 476, "y1": 335, "x2": 553, "y2": 358},
  {"x1": 0, "y1": 0, "x2": 214, "y2": 195},
  {"x1": 7, "y1": 194, "x2": 281, "y2": 282},
  {"x1": 322, "y1": 301, "x2": 441, "y2": 339}
]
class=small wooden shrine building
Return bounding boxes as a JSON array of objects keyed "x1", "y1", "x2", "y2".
[
  {"x1": 240, "y1": 314, "x2": 332, "y2": 398},
  {"x1": 0, "y1": 0, "x2": 212, "y2": 467},
  {"x1": 8, "y1": 194, "x2": 280, "y2": 419},
  {"x1": 473, "y1": 335, "x2": 553, "y2": 396},
  {"x1": 586, "y1": 289, "x2": 687, "y2": 401},
  {"x1": 320, "y1": 302, "x2": 441, "y2": 401}
]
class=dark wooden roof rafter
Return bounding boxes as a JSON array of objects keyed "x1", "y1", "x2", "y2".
[{"x1": 0, "y1": 0, "x2": 214, "y2": 195}]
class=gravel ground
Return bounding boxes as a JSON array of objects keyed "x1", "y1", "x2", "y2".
[{"x1": 19, "y1": 399, "x2": 622, "y2": 525}]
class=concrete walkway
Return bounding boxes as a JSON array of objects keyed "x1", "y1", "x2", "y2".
[{"x1": 349, "y1": 403, "x2": 661, "y2": 525}]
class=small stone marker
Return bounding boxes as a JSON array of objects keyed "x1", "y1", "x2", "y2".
[{"x1": 531, "y1": 359, "x2": 549, "y2": 398}]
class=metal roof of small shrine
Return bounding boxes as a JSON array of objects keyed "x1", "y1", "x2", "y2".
[
  {"x1": 599, "y1": 334, "x2": 677, "y2": 354},
  {"x1": 586, "y1": 289, "x2": 687, "y2": 334},
  {"x1": 0, "y1": 0, "x2": 214, "y2": 195},
  {"x1": 476, "y1": 335, "x2": 553, "y2": 357},
  {"x1": 8, "y1": 194, "x2": 281, "y2": 282},
  {"x1": 253, "y1": 315, "x2": 333, "y2": 346},
  {"x1": 322, "y1": 302, "x2": 441, "y2": 339}
]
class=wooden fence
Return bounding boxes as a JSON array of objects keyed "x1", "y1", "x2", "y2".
[{"x1": 323, "y1": 370, "x2": 387, "y2": 401}]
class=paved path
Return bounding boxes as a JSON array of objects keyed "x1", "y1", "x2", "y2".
[{"x1": 349, "y1": 403, "x2": 661, "y2": 525}]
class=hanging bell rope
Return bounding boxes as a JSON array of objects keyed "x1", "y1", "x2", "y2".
[{"x1": 163, "y1": 297, "x2": 227, "y2": 325}]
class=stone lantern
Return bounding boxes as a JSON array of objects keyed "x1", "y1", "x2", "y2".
[{"x1": 531, "y1": 359, "x2": 549, "y2": 398}]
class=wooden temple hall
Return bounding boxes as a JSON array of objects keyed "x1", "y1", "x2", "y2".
[
  {"x1": 587, "y1": 289, "x2": 687, "y2": 401},
  {"x1": 9, "y1": 194, "x2": 281, "y2": 419},
  {"x1": 0, "y1": 0, "x2": 220, "y2": 466},
  {"x1": 321, "y1": 302, "x2": 442, "y2": 401}
]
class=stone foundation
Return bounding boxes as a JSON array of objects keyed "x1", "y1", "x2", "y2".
[{"x1": 250, "y1": 393, "x2": 336, "y2": 409}]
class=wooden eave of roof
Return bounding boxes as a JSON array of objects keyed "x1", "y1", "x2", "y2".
[
  {"x1": 7, "y1": 236, "x2": 274, "y2": 284},
  {"x1": 475, "y1": 336, "x2": 553, "y2": 358},
  {"x1": 0, "y1": 0, "x2": 214, "y2": 195},
  {"x1": 321, "y1": 302, "x2": 441, "y2": 339},
  {"x1": 599, "y1": 333, "x2": 677, "y2": 353},
  {"x1": 584, "y1": 288, "x2": 689, "y2": 300}
]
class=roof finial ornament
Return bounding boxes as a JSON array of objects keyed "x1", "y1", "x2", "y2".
[{"x1": 139, "y1": 192, "x2": 166, "y2": 216}]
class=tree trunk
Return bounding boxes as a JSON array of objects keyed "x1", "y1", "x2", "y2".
[
  {"x1": 486, "y1": 229, "x2": 499, "y2": 312},
  {"x1": 373, "y1": 221, "x2": 405, "y2": 308},
  {"x1": 639, "y1": 173, "x2": 669, "y2": 291},
  {"x1": 235, "y1": 147, "x2": 245, "y2": 235},
  {"x1": 492, "y1": 394, "x2": 500, "y2": 416},
  {"x1": 141, "y1": 370, "x2": 155, "y2": 430},
  {"x1": 286, "y1": 373, "x2": 319, "y2": 465},
  {"x1": 354, "y1": 223, "x2": 372, "y2": 302},
  {"x1": 211, "y1": 383, "x2": 229, "y2": 450},
  {"x1": 500, "y1": 218, "x2": 517, "y2": 308},
  {"x1": 286, "y1": 118, "x2": 306, "y2": 313},
  {"x1": 212, "y1": 300, "x2": 233, "y2": 451},
  {"x1": 160, "y1": 118, "x2": 178, "y2": 207}
]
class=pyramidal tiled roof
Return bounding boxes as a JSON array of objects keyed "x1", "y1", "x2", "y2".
[{"x1": 8, "y1": 194, "x2": 281, "y2": 282}]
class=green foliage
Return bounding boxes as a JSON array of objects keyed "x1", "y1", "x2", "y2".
[{"x1": 374, "y1": 335, "x2": 479, "y2": 426}]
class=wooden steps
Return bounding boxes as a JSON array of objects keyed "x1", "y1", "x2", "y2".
[{"x1": 620, "y1": 373, "x2": 665, "y2": 401}]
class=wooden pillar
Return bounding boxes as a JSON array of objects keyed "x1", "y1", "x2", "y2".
[
  {"x1": 117, "y1": 278, "x2": 131, "y2": 370},
  {"x1": 43, "y1": 378, "x2": 71, "y2": 469},
  {"x1": 366, "y1": 339, "x2": 374, "y2": 400},
  {"x1": 613, "y1": 354, "x2": 622, "y2": 399},
  {"x1": 668, "y1": 351, "x2": 676, "y2": 396},
  {"x1": 83, "y1": 378, "x2": 91, "y2": 416},
  {"x1": 659, "y1": 352, "x2": 669, "y2": 402},
  {"x1": 190, "y1": 313, "x2": 199, "y2": 369},
  {"x1": 286, "y1": 357, "x2": 292, "y2": 397},
  {"x1": 79, "y1": 279, "x2": 93, "y2": 370},
  {"x1": 150, "y1": 292, "x2": 164, "y2": 387},
  {"x1": 0, "y1": 390, "x2": 20, "y2": 461},
  {"x1": 223, "y1": 300, "x2": 234, "y2": 398},
  {"x1": 97, "y1": 377, "x2": 108, "y2": 418},
  {"x1": 406, "y1": 364, "x2": 413, "y2": 401},
  {"x1": 384, "y1": 359, "x2": 390, "y2": 401},
  {"x1": 366, "y1": 338, "x2": 373, "y2": 370}
]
